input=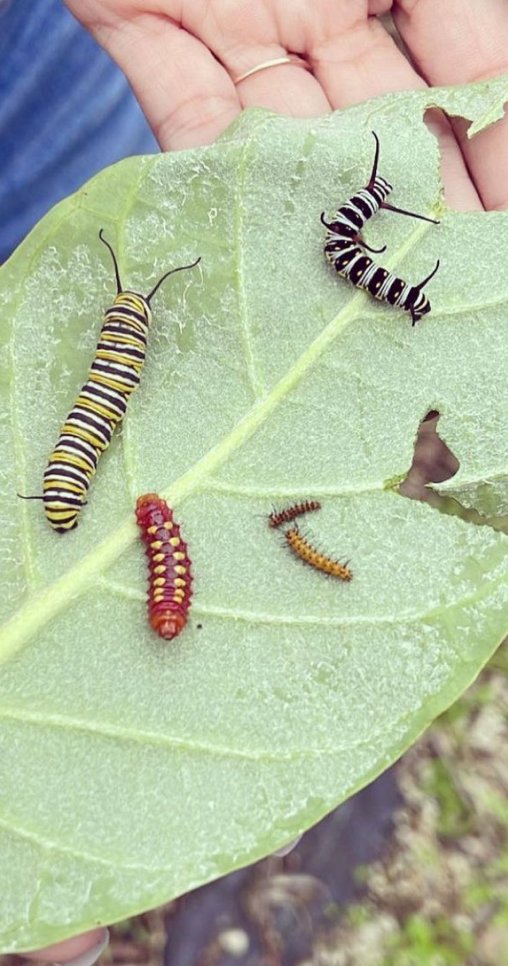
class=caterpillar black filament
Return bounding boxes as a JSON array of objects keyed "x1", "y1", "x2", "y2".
[
  {"x1": 19, "y1": 232, "x2": 200, "y2": 531},
  {"x1": 322, "y1": 132, "x2": 439, "y2": 325}
]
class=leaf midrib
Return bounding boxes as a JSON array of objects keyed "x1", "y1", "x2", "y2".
[{"x1": 0, "y1": 288, "x2": 383, "y2": 664}]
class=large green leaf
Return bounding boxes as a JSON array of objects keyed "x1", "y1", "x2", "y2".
[{"x1": 2, "y1": 77, "x2": 508, "y2": 952}]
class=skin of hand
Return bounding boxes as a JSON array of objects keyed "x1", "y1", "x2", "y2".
[
  {"x1": 21, "y1": 0, "x2": 508, "y2": 960},
  {"x1": 22, "y1": 929, "x2": 109, "y2": 965}
]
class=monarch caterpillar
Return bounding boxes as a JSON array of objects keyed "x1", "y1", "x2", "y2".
[
  {"x1": 135, "y1": 493, "x2": 193, "y2": 640},
  {"x1": 285, "y1": 525, "x2": 352, "y2": 582},
  {"x1": 321, "y1": 132, "x2": 440, "y2": 326},
  {"x1": 268, "y1": 500, "x2": 321, "y2": 529},
  {"x1": 19, "y1": 232, "x2": 201, "y2": 532}
]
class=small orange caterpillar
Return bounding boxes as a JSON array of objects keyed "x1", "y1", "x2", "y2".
[
  {"x1": 285, "y1": 526, "x2": 352, "y2": 581},
  {"x1": 268, "y1": 500, "x2": 321, "y2": 529}
]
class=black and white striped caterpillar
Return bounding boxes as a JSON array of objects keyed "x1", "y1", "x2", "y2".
[
  {"x1": 321, "y1": 132, "x2": 440, "y2": 326},
  {"x1": 19, "y1": 232, "x2": 200, "y2": 532}
]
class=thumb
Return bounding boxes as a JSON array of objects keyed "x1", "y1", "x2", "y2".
[{"x1": 23, "y1": 928, "x2": 109, "y2": 966}]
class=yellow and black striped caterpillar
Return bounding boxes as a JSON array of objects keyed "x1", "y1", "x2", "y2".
[
  {"x1": 20, "y1": 231, "x2": 200, "y2": 532},
  {"x1": 322, "y1": 132, "x2": 440, "y2": 326}
]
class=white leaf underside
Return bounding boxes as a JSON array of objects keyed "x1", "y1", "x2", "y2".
[{"x1": 1, "y1": 77, "x2": 508, "y2": 950}]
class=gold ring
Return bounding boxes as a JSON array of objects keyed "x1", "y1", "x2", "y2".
[{"x1": 233, "y1": 55, "x2": 311, "y2": 85}]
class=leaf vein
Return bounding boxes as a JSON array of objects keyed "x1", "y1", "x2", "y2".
[{"x1": 0, "y1": 705, "x2": 344, "y2": 760}]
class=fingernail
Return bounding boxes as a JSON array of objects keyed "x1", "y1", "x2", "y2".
[
  {"x1": 273, "y1": 835, "x2": 302, "y2": 857},
  {"x1": 54, "y1": 929, "x2": 109, "y2": 966}
]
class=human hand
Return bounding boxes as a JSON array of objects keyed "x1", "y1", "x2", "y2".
[
  {"x1": 61, "y1": 0, "x2": 508, "y2": 211},
  {"x1": 22, "y1": 929, "x2": 109, "y2": 966}
]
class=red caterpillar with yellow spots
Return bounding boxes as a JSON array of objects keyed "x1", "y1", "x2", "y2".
[{"x1": 135, "y1": 494, "x2": 193, "y2": 640}]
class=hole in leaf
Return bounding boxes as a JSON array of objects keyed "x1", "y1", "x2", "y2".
[
  {"x1": 423, "y1": 107, "x2": 480, "y2": 213},
  {"x1": 400, "y1": 413, "x2": 508, "y2": 535},
  {"x1": 399, "y1": 410, "x2": 459, "y2": 504}
]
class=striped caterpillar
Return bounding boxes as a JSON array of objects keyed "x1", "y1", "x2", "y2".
[
  {"x1": 322, "y1": 132, "x2": 440, "y2": 326},
  {"x1": 19, "y1": 232, "x2": 200, "y2": 531}
]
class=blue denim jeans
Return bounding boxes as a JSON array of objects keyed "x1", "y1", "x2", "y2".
[{"x1": 0, "y1": 0, "x2": 158, "y2": 261}]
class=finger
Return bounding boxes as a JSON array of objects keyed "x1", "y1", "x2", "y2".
[
  {"x1": 23, "y1": 928, "x2": 109, "y2": 966},
  {"x1": 94, "y1": 17, "x2": 241, "y2": 150},
  {"x1": 311, "y1": 10, "x2": 424, "y2": 108},
  {"x1": 424, "y1": 109, "x2": 483, "y2": 212},
  {"x1": 307, "y1": 7, "x2": 481, "y2": 210},
  {"x1": 196, "y1": 1, "x2": 374, "y2": 114},
  {"x1": 234, "y1": 57, "x2": 330, "y2": 116},
  {"x1": 186, "y1": 5, "x2": 331, "y2": 117},
  {"x1": 393, "y1": 0, "x2": 508, "y2": 210},
  {"x1": 272, "y1": 834, "x2": 303, "y2": 857},
  {"x1": 368, "y1": 0, "x2": 394, "y2": 12}
]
